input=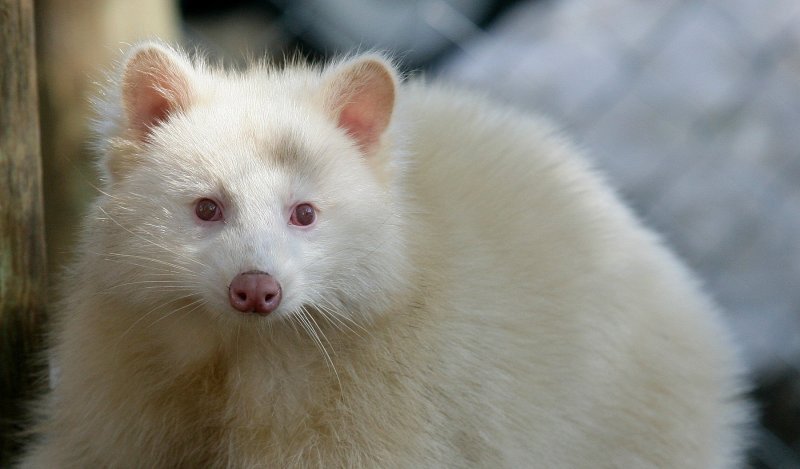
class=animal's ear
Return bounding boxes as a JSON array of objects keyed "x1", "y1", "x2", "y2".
[
  {"x1": 120, "y1": 42, "x2": 195, "y2": 142},
  {"x1": 322, "y1": 56, "x2": 398, "y2": 156}
]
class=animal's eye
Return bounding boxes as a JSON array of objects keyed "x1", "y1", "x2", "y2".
[
  {"x1": 195, "y1": 198, "x2": 223, "y2": 222},
  {"x1": 290, "y1": 203, "x2": 316, "y2": 227}
]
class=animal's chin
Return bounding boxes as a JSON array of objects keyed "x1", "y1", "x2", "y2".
[{"x1": 207, "y1": 295, "x2": 347, "y2": 329}]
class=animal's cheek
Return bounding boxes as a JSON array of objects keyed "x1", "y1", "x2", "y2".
[
  {"x1": 268, "y1": 258, "x2": 305, "y2": 311},
  {"x1": 205, "y1": 273, "x2": 237, "y2": 314}
]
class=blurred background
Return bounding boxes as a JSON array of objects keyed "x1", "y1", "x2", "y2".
[{"x1": 34, "y1": 0, "x2": 799, "y2": 466}]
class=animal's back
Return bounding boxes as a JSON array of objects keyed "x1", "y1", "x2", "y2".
[{"x1": 393, "y1": 83, "x2": 750, "y2": 467}]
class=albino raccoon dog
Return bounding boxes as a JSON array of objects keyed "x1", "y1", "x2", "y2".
[{"x1": 21, "y1": 42, "x2": 749, "y2": 467}]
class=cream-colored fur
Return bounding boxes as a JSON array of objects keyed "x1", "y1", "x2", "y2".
[{"x1": 20, "y1": 42, "x2": 750, "y2": 468}]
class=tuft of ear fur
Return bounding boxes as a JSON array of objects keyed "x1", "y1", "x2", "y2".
[
  {"x1": 120, "y1": 42, "x2": 195, "y2": 142},
  {"x1": 322, "y1": 56, "x2": 398, "y2": 156}
]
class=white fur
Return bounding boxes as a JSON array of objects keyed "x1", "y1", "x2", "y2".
[{"x1": 20, "y1": 42, "x2": 750, "y2": 468}]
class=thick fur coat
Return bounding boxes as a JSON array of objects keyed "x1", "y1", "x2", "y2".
[{"x1": 20, "y1": 42, "x2": 750, "y2": 467}]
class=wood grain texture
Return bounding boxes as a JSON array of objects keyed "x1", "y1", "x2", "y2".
[{"x1": 0, "y1": 0, "x2": 47, "y2": 464}]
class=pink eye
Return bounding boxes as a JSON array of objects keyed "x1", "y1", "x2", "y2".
[
  {"x1": 290, "y1": 203, "x2": 316, "y2": 227},
  {"x1": 195, "y1": 198, "x2": 223, "y2": 222}
]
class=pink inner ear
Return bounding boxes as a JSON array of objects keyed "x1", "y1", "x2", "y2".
[
  {"x1": 339, "y1": 104, "x2": 380, "y2": 153},
  {"x1": 131, "y1": 83, "x2": 173, "y2": 137}
]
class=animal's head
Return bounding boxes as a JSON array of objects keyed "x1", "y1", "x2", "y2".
[{"x1": 89, "y1": 42, "x2": 411, "y2": 339}]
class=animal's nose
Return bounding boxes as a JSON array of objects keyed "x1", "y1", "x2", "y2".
[{"x1": 228, "y1": 271, "x2": 282, "y2": 315}]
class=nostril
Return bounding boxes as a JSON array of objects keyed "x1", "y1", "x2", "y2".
[
  {"x1": 237, "y1": 292, "x2": 247, "y2": 301},
  {"x1": 265, "y1": 294, "x2": 274, "y2": 302}
]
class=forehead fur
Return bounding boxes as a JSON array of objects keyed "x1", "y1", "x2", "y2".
[
  {"x1": 94, "y1": 47, "x2": 325, "y2": 155},
  {"x1": 95, "y1": 44, "x2": 398, "y2": 192}
]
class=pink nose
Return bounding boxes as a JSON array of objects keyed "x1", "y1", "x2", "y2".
[{"x1": 228, "y1": 271, "x2": 282, "y2": 315}]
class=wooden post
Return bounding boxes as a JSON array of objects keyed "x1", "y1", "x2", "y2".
[{"x1": 0, "y1": 0, "x2": 47, "y2": 464}]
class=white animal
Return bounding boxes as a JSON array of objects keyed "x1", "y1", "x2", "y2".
[{"x1": 20, "y1": 41, "x2": 750, "y2": 468}]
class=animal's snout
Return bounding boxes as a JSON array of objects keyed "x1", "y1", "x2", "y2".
[{"x1": 228, "y1": 271, "x2": 282, "y2": 315}]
